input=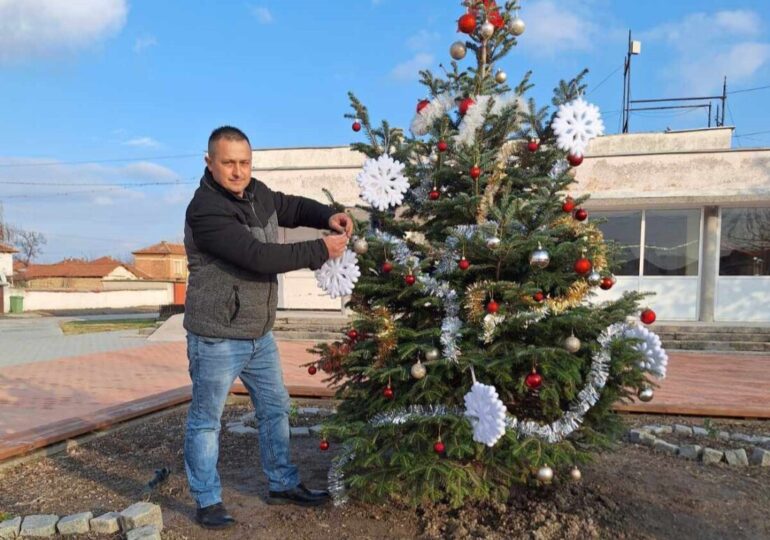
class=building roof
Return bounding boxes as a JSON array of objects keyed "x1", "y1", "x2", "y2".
[
  {"x1": 19, "y1": 257, "x2": 151, "y2": 280},
  {"x1": 132, "y1": 241, "x2": 186, "y2": 256},
  {"x1": 0, "y1": 242, "x2": 17, "y2": 254}
]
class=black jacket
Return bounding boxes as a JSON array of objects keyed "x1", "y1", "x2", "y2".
[{"x1": 183, "y1": 169, "x2": 334, "y2": 339}]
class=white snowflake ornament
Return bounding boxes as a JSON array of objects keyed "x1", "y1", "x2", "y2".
[
  {"x1": 315, "y1": 249, "x2": 361, "y2": 299},
  {"x1": 464, "y1": 381, "x2": 507, "y2": 447},
  {"x1": 622, "y1": 323, "x2": 668, "y2": 379},
  {"x1": 356, "y1": 154, "x2": 410, "y2": 211},
  {"x1": 551, "y1": 97, "x2": 604, "y2": 157}
]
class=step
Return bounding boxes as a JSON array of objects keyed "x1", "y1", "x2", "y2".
[
  {"x1": 654, "y1": 325, "x2": 770, "y2": 335},
  {"x1": 272, "y1": 330, "x2": 341, "y2": 342},
  {"x1": 662, "y1": 340, "x2": 770, "y2": 352},
  {"x1": 656, "y1": 332, "x2": 770, "y2": 343}
]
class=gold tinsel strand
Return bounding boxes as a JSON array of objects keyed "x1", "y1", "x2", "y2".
[
  {"x1": 551, "y1": 215, "x2": 609, "y2": 270},
  {"x1": 476, "y1": 142, "x2": 516, "y2": 224},
  {"x1": 464, "y1": 280, "x2": 493, "y2": 324},
  {"x1": 370, "y1": 305, "x2": 397, "y2": 365}
]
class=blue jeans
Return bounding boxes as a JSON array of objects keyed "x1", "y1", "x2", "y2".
[{"x1": 184, "y1": 331, "x2": 299, "y2": 508}]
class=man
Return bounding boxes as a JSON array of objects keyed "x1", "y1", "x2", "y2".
[{"x1": 183, "y1": 126, "x2": 351, "y2": 529}]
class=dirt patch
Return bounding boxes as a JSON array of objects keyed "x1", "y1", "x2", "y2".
[
  {"x1": 0, "y1": 401, "x2": 768, "y2": 539},
  {"x1": 59, "y1": 319, "x2": 157, "y2": 335}
]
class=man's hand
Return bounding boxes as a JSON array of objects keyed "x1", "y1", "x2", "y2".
[
  {"x1": 322, "y1": 234, "x2": 349, "y2": 259},
  {"x1": 328, "y1": 213, "x2": 353, "y2": 237}
]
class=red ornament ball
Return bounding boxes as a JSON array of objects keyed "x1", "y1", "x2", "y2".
[
  {"x1": 562, "y1": 197, "x2": 576, "y2": 213},
  {"x1": 459, "y1": 97, "x2": 475, "y2": 115},
  {"x1": 383, "y1": 386, "x2": 394, "y2": 399},
  {"x1": 404, "y1": 274, "x2": 416, "y2": 286},
  {"x1": 640, "y1": 309, "x2": 657, "y2": 325},
  {"x1": 416, "y1": 99, "x2": 430, "y2": 113},
  {"x1": 433, "y1": 440, "x2": 446, "y2": 454},
  {"x1": 525, "y1": 370, "x2": 543, "y2": 390},
  {"x1": 307, "y1": 365, "x2": 317, "y2": 375},
  {"x1": 457, "y1": 13, "x2": 477, "y2": 34},
  {"x1": 574, "y1": 208, "x2": 588, "y2": 221},
  {"x1": 429, "y1": 189, "x2": 440, "y2": 201},
  {"x1": 469, "y1": 166, "x2": 482, "y2": 179},
  {"x1": 458, "y1": 257, "x2": 470, "y2": 270},
  {"x1": 567, "y1": 153, "x2": 584, "y2": 166},
  {"x1": 352, "y1": 121, "x2": 361, "y2": 132},
  {"x1": 483, "y1": 0, "x2": 505, "y2": 28},
  {"x1": 533, "y1": 291, "x2": 545, "y2": 303},
  {"x1": 319, "y1": 439, "x2": 330, "y2": 451},
  {"x1": 347, "y1": 329, "x2": 358, "y2": 340},
  {"x1": 600, "y1": 277, "x2": 614, "y2": 290},
  {"x1": 574, "y1": 257, "x2": 592, "y2": 275},
  {"x1": 381, "y1": 261, "x2": 393, "y2": 274},
  {"x1": 437, "y1": 140, "x2": 448, "y2": 152},
  {"x1": 527, "y1": 139, "x2": 540, "y2": 152},
  {"x1": 486, "y1": 300, "x2": 499, "y2": 314}
]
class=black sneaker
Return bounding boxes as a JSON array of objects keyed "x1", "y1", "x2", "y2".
[
  {"x1": 266, "y1": 483, "x2": 331, "y2": 507},
  {"x1": 195, "y1": 502, "x2": 236, "y2": 530}
]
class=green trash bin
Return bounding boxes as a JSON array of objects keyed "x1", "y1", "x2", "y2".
[{"x1": 9, "y1": 295, "x2": 23, "y2": 313}]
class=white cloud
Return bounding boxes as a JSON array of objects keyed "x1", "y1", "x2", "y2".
[
  {"x1": 516, "y1": 0, "x2": 598, "y2": 56},
  {"x1": 123, "y1": 137, "x2": 161, "y2": 148},
  {"x1": 93, "y1": 196, "x2": 114, "y2": 206},
  {"x1": 250, "y1": 6, "x2": 274, "y2": 24},
  {"x1": 406, "y1": 30, "x2": 440, "y2": 51},
  {"x1": 0, "y1": 0, "x2": 127, "y2": 64},
  {"x1": 390, "y1": 53, "x2": 434, "y2": 81},
  {"x1": 134, "y1": 35, "x2": 157, "y2": 53}
]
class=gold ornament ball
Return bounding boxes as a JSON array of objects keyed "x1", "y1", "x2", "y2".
[
  {"x1": 353, "y1": 237, "x2": 369, "y2": 255},
  {"x1": 587, "y1": 271, "x2": 602, "y2": 286},
  {"x1": 537, "y1": 464, "x2": 554, "y2": 483},
  {"x1": 495, "y1": 70, "x2": 507, "y2": 84},
  {"x1": 509, "y1": 17, "x2": 526, "y2": 36},
  {"x1": 486, "y1": 236, "x2": 501, "y2": 249},
  {"x1": 480, "y1": 21, "x2": 495, "y2": 39},
  {"x1": 529, "y1": 244, "x2": 550, "y2": 269},
  {"x1": 564, "y1": 335, "x2": 581, "y2": 353},
  {"x1": 638, "y1": 387, "x2": 654, "y2": 402},
  {"x1": 425, "y1": 348, "x2": 440, "y2": 362},
  {"x1": 411, "y1": 360, "x2": 427, "y2": 379},
  {"x1": 450, "y1": 41, "x2": 467, "y2": 60},
  {"x1": 570, "y1": 467, "x2": 582, "y2": 481}
]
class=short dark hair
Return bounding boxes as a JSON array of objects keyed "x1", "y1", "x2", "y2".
[{"x1": 208, "y1": 126, "x2": 251, "y2": 156}]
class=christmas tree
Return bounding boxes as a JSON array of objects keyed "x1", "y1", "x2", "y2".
[{"x1": 310, "y1": 0, "x2": 667, "y2": 507}]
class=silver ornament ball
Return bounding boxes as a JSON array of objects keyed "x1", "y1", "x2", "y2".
[
  {"x1": 638, "y1": 387, "x2": 654, "y2": 402},
  {"x1": 564, "y1": 335, "x2": 581, "y2": 353},
  {"x1": 425, "y1": 348, "x2": 440, "y2": 362},
  {"x1": 494, "y1": 69, "x2": 507, "y2": 84},
  {"x1": 537, "y1": 464, "x2": 554, "y2": 483},
  {"x1": 353, "y1": 237, "x2": 369, "y2": 255},
  {"x1": 450, "y1": 41, "x2": 467, "y2": 60},
  {"x1": 509, "y1": 17, "x2": 526, "y2": 36},
  {"x1": 587, "y1": 271, "x2": 602, "y2": 286},
  {"x1": 570, "y1": 467, "x2": 582, "y2": 481},
  {"x1": 410, "y1": 360, "x2": 427, "y2": 379},
  {"x1": 480, "y1": 21, "x2": 495, "y2": 39},
  {"x1": 529, "y1": 244, "x2": 550, "y2": 269},
  {"x1": 486, "y1": 236, "x2": 501, "y2": 249}
]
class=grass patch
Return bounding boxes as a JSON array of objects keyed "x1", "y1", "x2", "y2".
[{"x1": 60, "y1": 318, "x2": 157, "y2": 335}]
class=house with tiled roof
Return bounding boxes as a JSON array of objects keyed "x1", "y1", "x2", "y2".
[
  {"x1": 132, "y1": 241, "x2": 187, "y2": 281},
  {"x1": 15, "y1": 257, "x2": 149, "y2": 290}
]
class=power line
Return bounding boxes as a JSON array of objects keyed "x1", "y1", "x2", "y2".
[
  {"x1": 0, "y1": 153, "x2": 203, "y2": 168},
  {"x1": 727, "y1": 102, "x2": 740, "y2": 147},
  {"x1": 728, "y1": 84, "x2": 770, "y2": 95},
  {"x1": 734, "y1": 129, "x2": 770, "y2": 138},
  {"x1": 588, "y1": 65, "x2": 623, "y2": 96}
]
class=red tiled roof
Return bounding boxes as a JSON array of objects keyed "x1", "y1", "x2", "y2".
[
  {"x1": 132, "y1": 241, "x2": 186, "y2": 256},
  {"x1": 19, "y1": 257, "x2": 149, "y2": 280},
  {"x1": 0, "y1": 242, "x2": 17, "y2": 254}
]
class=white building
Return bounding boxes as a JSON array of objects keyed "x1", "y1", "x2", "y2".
[{"x1": 254, "y1": 127, "x2": 770, "y2": 322}]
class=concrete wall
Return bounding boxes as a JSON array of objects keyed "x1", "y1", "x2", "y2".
[
  {"x1": 0, "y1": 253, "x2": 12, "y2": 277},
  {"x1": 10, "y1": 285, "x2": 174, "y2": 311},
  {"x1": 23, "y1": 277, "x2": 104, "y2": 290},
  {"x1": 586, "y1": 127, "x2": 733, "y2": 155}
]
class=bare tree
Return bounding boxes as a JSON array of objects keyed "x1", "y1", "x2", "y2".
[{"x1": 15, "y1": 230, "x2": 47, "y2": 265}]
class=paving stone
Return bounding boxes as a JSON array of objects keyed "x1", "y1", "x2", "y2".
[
  {"x1": 57, "y1": 511, "x2": 93, "y2": 535},
  {"x1": 628, "y1": 429, "x2": 644, "y2": 443},
  {"x1": 702, "y1": 448, "x2": 724, "y2": 465},
  {"x1": 225, "y1": 421, "x2": 243, "y2": 428},
  {"x1": 298, "y1": 407, "x2": 320, "y2": 415},
  {"x1": 673, "y1": 424, "x2": 693, "y2": 436},
  {"x1": 317, "y1": 408, "x2": 335, "y2": 416},
  {"x1": 290, "y1": 426, "x2": 310, "y2": 437},
  {"x1": 239, "y1": 412, "x2": 256, "y2": 423},
  {"x1": 309, "y1": 424, "x2": 323, "y2": 435},
  {"x1": 653, "y1": 439, "x2": 679, "y2": 455},
  {"x1": 678, "y1": 445, "x2": 703, "y2": 460},
  {"x1": 691, "y1": 426, "x2": 709, "y2": 437},
  {"x1": 650, "y1": 425, "x2": 673, "y2": 435},
  {"x1": 90, "y1": 512, "x2": 121, "y2": 534},
  {"x1": 750, "y1": 447, "x2": 770, "y2": 466},
  {"x1": 0, "y1": 516, "x2": 21, "y2": 539},
  {"x1": 126, "y1": 525, "x2": 161, "y2": 540},
  {"x1": 228, "y1": 424, "x2": 258, "y2": 435},
  {"x1": 119, "y1": 502, "x2": 163, "y2": 532},
  {"x1": 20, "y1": 515, "x2": 59, "y2": 537},
  {"x1": 639, "y1": 432, "x2": 657, "y2": 446},
  {"x1": 716, "y1": 431, "x2": 730, "y2": 440},
  {"x1": 731, "y1": 433, "x2": 755, "y2": 443},
  {"x1": 724, "y1": 448, "x2": 749, "y2": 466}
]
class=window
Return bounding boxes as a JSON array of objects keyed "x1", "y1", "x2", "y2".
[
  {"x1": 720, "y1": 208, "x2": 770, "y2": 276},
  {"x1": 644, "y1": 209, "x2": 700, "y2": 276},
  {"x1": 591, "y1": 211, "x2": 641, "y2": 276},
  {"x1": 173, "y1": 259, "x2": 184, "y2": 276}
]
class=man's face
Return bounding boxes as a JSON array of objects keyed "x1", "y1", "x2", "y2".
[{"x1": 205, "y1": 138, "x2": 253, "y2": 197}]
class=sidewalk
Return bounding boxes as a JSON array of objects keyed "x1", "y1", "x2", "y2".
[{"x1": 1, "y1": 316, "x2": 768, "y2": 462}]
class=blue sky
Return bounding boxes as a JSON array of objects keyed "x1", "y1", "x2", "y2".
[{"x1": 1, "y1": 0, "x2": 768, "y2": 262}]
